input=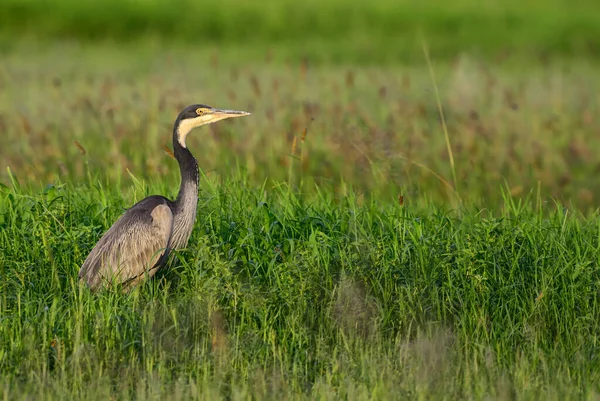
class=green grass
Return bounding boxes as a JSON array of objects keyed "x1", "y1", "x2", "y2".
[
  {"x1": 2, "y1": 174, "x2": 600, "y2": 399},
  {"x1": 2, "y1": 22, "x2": 600, "y2": 398},
  {"x1": 2, "y1": 0, "x2": 600, "y2": 63}
]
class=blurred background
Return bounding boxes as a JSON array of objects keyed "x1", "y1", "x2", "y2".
[{"x1": 1, "y1": 0, "x2": 600, "y2": 209}]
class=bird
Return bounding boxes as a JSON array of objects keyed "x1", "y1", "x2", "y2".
[{"x1": 78, "y1": 104, "x2": 251, "y2": 291}]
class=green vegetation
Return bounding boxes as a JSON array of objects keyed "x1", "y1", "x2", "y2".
[
  {"x1": 2, "y1": 0, "x2": 600, "y2": 63},
  {"x1": 2, "y1": 175, "x2": 600, "y2": 399},
  {"x1": 2, "y1": 1, "x2": 600, "y2": 398},
  {"x1": 1, "y1": 46, "x2": 600, "y2": 210}
]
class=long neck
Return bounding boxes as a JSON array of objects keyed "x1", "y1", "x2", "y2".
[
  {"x1": 170, "y1": 126, "x2": 199, "y2": 249},
  {"x1": 174, "y1": 143, "x2": 199, "y2": 207}
]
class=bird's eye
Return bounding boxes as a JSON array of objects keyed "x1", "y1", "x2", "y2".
[{"x1": 196, "y1": 108, "x2": 204, "y2": 115}]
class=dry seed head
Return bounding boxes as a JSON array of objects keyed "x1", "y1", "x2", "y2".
[
  {"x1": 210, "y1": 52, "x2": 219, "y2": 68},
  {"x1": 250, "y1": 75, "x2": 261, "y2": 97},
  {"x1": 345, "y1": 70, "x2": 354, "y2": 88},
  {"x1": 227, "y1": 89, "x2": 237, "y2": 103},
  {"x1": 291, "y1": 135, "x2": 297, "y2": 156},
  {"x1": 74, "y1": 140, "x2": 86, "y2": 155},
  {"x1": 300, "y1": 58, "x2": 308, "y2": 81},
  {"x1": 301, "y1": 127, "x2": 308, "y2": 143},
  {"x1": 162, "y1": 145, "x2": 175, "y2": 159},
  {"x1": 20, "y1": 116, "x2": 32, "y2": 134}
]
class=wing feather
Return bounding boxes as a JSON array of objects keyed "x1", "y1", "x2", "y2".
[{"x1": 79, "y1": 197, "x2": 174, "y2": 291}]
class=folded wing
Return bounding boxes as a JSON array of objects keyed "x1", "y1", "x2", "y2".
[{"x1": 79, "y1": 197, "x2": 174, "y2": 291}]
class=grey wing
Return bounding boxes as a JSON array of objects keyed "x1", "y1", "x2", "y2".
[{"x1": 79, "y1": 201, "x2": 174, "y2": 291}]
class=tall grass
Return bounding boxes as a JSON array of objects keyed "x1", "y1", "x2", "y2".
[
  {"x1": 1, "y1": 173, "x2": 600, "y2": 399},
  {"x1": 1, "y1": 45, "x2": 599, "y2": 210},
  {"x1": 2, "y1": 29, "x2": 600, "y2": 398}
]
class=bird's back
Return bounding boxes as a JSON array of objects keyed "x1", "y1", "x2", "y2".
[{"x1": 79, "y1": 195, "x2": 175, "y2": 291}]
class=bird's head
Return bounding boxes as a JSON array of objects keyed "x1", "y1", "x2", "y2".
[{"x1": 175, "y1": 104, "x2": 250, "y2": 148}]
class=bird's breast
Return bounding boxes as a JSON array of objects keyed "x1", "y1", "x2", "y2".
[{"x1": 170, "y1": 182, "x2": 199, "y2": 249}]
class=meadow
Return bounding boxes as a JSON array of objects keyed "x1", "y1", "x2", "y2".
[
  {"x1": 2, "y1": 1, "x2": 600, "y2": 399},
  {"x1": 2, "y1": 0, "x2": 600, "y2": 63}
]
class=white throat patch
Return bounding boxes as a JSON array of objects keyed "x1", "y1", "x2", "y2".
[{"x1": 176, "y1": 115, "x2": 210, "y2": 148}]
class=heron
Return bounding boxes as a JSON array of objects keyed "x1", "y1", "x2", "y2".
[{"x1": 78, "y1": 104, "x2": 250, "y2": 291}]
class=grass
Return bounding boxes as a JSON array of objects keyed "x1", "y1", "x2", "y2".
[
  {"x1": 2, "y1": 0, "x2": 600, "y2": 63},
  {"x1": 1, "y1": 19, "x2": 600, "y2": 398},
  {"x1": 1, "y1": 44, "x2": 600, "y2": 210},
  {"x1": 2, "y1": 174, "x2": 600, "y2": 399}
]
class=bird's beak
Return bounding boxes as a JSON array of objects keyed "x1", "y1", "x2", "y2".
[
  {"x1": 199, "y1": 108, "x2": 251, "y2": 125},
  {"x1": 210, "y1": 108, "x2": 251, "y2": 119}
]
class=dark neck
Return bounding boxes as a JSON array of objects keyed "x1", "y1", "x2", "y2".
[{"x1": 172, "y1": 132, "x2": 199, "y2": 211}]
